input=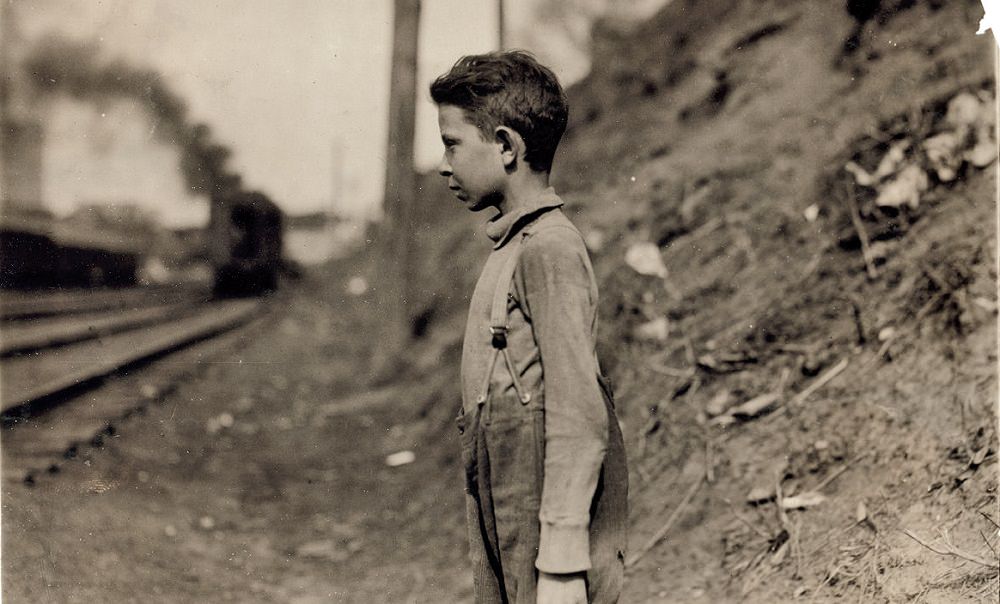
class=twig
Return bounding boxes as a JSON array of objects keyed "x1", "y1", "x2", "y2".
[
  {"x1": 845, "y1": 293, "x2": 867, "y2": 345},
  {"x1": 902, "y1": 529, "x2": 998, "y2": 568},
  {"x1": 791, "y1": 358, "x2": 849, "y2": 405},
  {"x1": 811, "y1": 452, "x2": 871, "y2": 493},
  {"x1": 844, "y1": 180, "x2": 879, "y2": 280},
  {"x1": 980, "y1": 530, "x2": 998, "y2": 559},
  {"x1": 705, "y1": 429, "x2": 715, "y2": 483},
  {"x1": 681, "y1": 335, "x2": 697, "y2": 367},
  {"x1": 868, "y1": 291, "x2": 946, "y2": 368},
  {"x1": 626, "y1": 476, "x2": 703, "y2": 568},
  {"x1": 646, "y1": 360, "x2": 695, "y2": 378},
  {"x1": 724, "y1": 498, "x2": 771, "y2": 539},
  {"x1": 980, "y1": 511, "x2": 1000, "y2": 531}
]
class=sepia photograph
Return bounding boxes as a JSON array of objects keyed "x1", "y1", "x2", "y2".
[{"x1": 1, "y1": 0, "x2": 998, "y2": 602}]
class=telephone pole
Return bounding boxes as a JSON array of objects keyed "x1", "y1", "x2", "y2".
[{"x1": 372, "y1": 0, "x2": 420, "y2": 377}]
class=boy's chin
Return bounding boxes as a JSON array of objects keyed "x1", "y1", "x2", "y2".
[{"x1": 465, "y1": 191, "x2": 502, "y2": 212}]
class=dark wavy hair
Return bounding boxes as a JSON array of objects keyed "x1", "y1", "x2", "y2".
[{"x1": 430, "y1": 51, "x2": 568, "y2": 173}]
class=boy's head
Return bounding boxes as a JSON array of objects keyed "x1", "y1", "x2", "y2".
[{"x1": 431, "y1": 51, "x2": 568, "y2": 209}]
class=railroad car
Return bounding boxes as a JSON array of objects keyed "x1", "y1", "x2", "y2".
[
  {"x1": 209, "y1": 191, "x2": 283, "y2": 296},
  {"x1": 0, "y1": 209, "x2": 141, "y2": 289}
]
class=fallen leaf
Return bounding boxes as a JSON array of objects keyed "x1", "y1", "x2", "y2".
[
  {"x1": 781, "y1": 491, "x2": 826, "y2": 509},
  {"x1": 923, "y1": 132, "x2": 962, "y2": 182},
  {"x1": 873, "y1": 140, "x2": 909, "y2": 180},
  {"x1": 945, "y1": 92, "x2": 987, "y2": 131},
  {"x1": 966, "y1": 135, "x2": 997, "y2": 168},
  {"x1": 634, "y1": 317, "x2": 670, "y2": 342},
  {"x1": 845, "y1": 161, "x2": 876, "y2": 187},
  {"x1": 875, "y1": 164, "x2": 928, "y2": 209},
  {"x1": 624, "y1": 242, "x2": 668, "y2": 278}
]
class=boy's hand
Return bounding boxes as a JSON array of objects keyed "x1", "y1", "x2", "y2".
[{"x1": 537, "y1": 571, "x2": 587, "y2": 604}]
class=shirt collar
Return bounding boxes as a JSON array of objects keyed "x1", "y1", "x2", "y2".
[{"x1": 485, "y1": 187, "x2": 563, "y2": 249}]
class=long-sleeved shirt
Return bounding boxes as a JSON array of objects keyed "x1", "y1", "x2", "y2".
[{"x1": 460, "y1": 187, "x2": 609, "y2": 574}]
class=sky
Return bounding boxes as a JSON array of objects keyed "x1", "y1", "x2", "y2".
[{"x1": 6, "y1": 0, "x2": 661, "y2": 226}]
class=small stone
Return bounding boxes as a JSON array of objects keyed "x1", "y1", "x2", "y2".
[
  {"x1": 803, "y1": 204, "x2": 820, "y2": 222},
  {"x1": 346, "y1": 276, "x2": 368, "y2": 296},
  {"x1": 199, "y1": 516, "x2": 215, "y2": 530},
  {"x1": 385, "y1": 451, "x2": 416, "y2": 467},
  {"x1": 877, "y1": 327, "x2": 896, "y2": 342},
  {"x1": 218, "y1": 413, "x2": 234, "y2": 428},
  {"x1": 705, "y1": 390, "x2": 731, "y2": 417},
  {"x1": 140, "y1": 384, "x2": 159, "y2": 399},
  {"x1": 634, "y1": 317, "x2": 670, "y2": 342},
  {"x1": 164, "y1": 525, "x2": 177, "y2": 537}
]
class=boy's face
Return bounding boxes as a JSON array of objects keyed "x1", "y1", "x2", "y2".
[{"x1": 436, "y1": 104, "x2": 506, "y2": 212}]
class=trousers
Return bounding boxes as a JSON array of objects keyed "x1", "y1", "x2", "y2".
[{"x1": 456, "y1": 376, "x2": 628, "y2": 603}]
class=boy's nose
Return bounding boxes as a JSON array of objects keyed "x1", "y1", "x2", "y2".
[{"x1": 437, "y1": 155, "x2": 452, "y2": 177}]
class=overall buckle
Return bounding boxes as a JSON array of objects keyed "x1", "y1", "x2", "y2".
[{"x1": 489, "y1": 326, "x2": 508, "y2": 349}]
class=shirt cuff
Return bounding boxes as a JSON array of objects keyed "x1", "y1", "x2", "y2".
[{"x1": 535, "y1": 521, "x2": 591, "y2": 573}]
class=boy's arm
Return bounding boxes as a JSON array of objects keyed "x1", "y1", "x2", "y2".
[{"x1": 518, "y1": 228, "x2": 608, "y2": 574}]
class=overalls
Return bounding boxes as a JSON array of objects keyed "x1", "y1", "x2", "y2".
[{"x1": 456, "y1": 220, "x2": 628, "y2": 604}]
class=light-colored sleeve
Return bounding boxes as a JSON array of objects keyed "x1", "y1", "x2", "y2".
[{"x1": 516, "y1": 226, "x2": 608, "y2": 574}]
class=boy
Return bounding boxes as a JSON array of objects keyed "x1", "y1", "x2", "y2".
[{"x1": 431, "y1": 51, "x2": 627, "y2": 604}]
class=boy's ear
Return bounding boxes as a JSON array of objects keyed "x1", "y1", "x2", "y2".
[{"x1": 494, "y1": 126, "x2": 523, "y2": 171}]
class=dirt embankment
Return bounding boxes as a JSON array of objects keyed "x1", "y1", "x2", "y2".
[{"x1": 400, "y1": 0, "x2": 999, "y2": 600}]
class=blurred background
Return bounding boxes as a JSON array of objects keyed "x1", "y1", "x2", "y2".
[{"x1": 1, "y1": 0, "x2": 665, "y2": 275}]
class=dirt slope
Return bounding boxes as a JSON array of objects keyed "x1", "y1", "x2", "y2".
[{"x1": 402, "y1": 0, "x2": 999, "y2": 600}]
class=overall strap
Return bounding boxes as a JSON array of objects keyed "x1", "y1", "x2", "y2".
[{"x1": 475, "y1": 230, "x2": 532, "y2": 405}]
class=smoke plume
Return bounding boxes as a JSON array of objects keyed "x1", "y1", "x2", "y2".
[{"x1": 25, "y1": 36, "x2": 243, "y2": 199}]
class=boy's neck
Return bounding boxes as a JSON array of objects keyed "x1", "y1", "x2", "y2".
[{"x1": 495, "y1": 170, "x2": 551, "y2": 216}]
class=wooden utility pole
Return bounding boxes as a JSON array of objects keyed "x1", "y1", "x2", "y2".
[
  {"x1": 372, "y1": 0, "x2": 420, "y2": 378},
  {"x1": 497, "y1": 0, "x2": 505, "y2": 50}
]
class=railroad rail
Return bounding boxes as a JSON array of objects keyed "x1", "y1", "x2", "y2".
[
  {"x1": 1, "y1": 292, "x2": 273, "y2": 483},
  {"x1": 0, "y1": 284, "x2": 208, "y2": 322}
]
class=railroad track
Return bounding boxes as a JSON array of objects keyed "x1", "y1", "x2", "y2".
[
  {"x1": 0, "y1": 284, "x2": 208, "y2": 322},
  {"x1": 1, "y1": 292, "x2": 273, "y2": 484}
]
